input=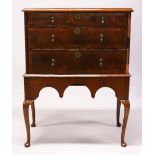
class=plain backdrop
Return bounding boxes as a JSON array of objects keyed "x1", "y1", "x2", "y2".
[{"x1": 12, "y1": 0, "x2": 142, "y2": 155}]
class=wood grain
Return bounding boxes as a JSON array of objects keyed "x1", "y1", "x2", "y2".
[
  {"x1": 27, "y1": 50, "x2": 128, "y2": 74},
  {"x1": 22, "y1": 8, "x2": 133, "y2": 12},
  {"x1": 26, "y1": 12, "x2": 128, "y2": 27},
  {"x1": 27, "y1": 27, "x2": 128, "y2": 49}
]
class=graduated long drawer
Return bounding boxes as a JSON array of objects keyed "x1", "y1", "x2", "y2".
[
  {"x1": 26, "y1": 49, "x2": 128, "y2": 74},
  {"x1": 27, "y1": 27, "x2": 128, "y2": 49}
]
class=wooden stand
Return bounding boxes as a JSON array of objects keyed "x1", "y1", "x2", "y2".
[{"x1": 23, "y1": 74, "x2": 130, "y2": 147}]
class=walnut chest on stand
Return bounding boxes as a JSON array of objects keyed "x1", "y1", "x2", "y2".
[{"x1": 22, "y1": 8, "x2": 133, "y2": 147}]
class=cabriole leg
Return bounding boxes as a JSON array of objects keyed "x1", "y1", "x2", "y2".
[
  {"x1": 23, "y1": 100, "x2": 33, "y2": 147},
  {"x1": 31, "y1": 101, "x2": 36, "y2": 127},
  {"x1": 120, "y1": 100, "x2": 130, "y2": 147},
  {"x1": 116, "y1": 98, "x2": 121, "y2": 127}
]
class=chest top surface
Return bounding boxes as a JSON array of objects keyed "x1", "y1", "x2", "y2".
[{"x1": 22, "y1": 8, "x2": 133, "y2": 12}]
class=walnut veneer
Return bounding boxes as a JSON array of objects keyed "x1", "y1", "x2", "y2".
[{"x1": 22, "y1": 8, "x2": 133, "y2": 147}]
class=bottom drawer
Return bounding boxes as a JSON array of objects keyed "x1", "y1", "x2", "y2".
[{"x1": 27, "y1": 50, "x2": 127, "y2": 74}]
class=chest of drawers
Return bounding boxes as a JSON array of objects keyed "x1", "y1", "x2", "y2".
[{"x1": 22, "y1": 8, "x2": 133, "y2": 147}]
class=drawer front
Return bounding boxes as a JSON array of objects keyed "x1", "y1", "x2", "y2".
[
  {"x1": 27, "y1": 50, "x2": 127, "y2": 74},
  {"x1": 27, "y1": 12, "x2": 128, "y2": 27},
  {"x1": 27, "y1": 27, "x2": 128, "y2": 49}
]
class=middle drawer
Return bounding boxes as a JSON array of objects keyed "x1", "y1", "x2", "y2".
[
  {"x1": 27, "y1": 50, "x2": 127, "y2": 74},
  {"x1": 27, "y1": 27, "x2": 128, "y2": 49}
]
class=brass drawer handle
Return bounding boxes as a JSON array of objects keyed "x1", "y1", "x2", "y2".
[
  {"x1": 99, "y1": 58, "x2": 103, "y2": 67},
  {"x1": 101, "y1": 17, "x2": 104, "y2": 24},
  {"x1": 74, "y1": 27, "x2": 81, "y2": 35},
  {"x1": 74, "y1": 51, "x2": 81, "y2": 58},
  {"x1": 100, "y1": 34, "x2": 104, "y2": 43},
  {"x1": 51, "y1": 58, "x2": 56, "y2": 66},
  {"x1": 50, "y1": 16, "x2": 55, "y2": 23},
  {"x1": 74, "y1": 13, "x2": 81, "y2": 20},
  {"x1": 51, "y1": 34, "x2": 55, "y2": 42}
]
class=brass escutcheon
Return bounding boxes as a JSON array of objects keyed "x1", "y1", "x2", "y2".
[
  {"x1": 74, "y1": 51, "x2": 81, "y2": 58},
  {"x1": 74, "y1": 13, "x2": 81, "y2": 20},
  {"x1": 74, "y1": 27, "x2": 81, "y2": 35}
]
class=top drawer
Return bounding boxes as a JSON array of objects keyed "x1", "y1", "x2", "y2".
[{"x1": 26, "y1": 12, "x2": 128, "y2": 27}]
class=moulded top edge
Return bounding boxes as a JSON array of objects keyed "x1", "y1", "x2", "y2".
[
  {"x1": 23, "y1": 74, "x2": 131, "y2": 78},
  {"x1": 22, "y1": 8, "x2": 134, "y2": 12}
]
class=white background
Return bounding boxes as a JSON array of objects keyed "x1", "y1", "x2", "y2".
[
  {"x1": 3, "y1": 1, "x2": 155, "y2": 155},
  {"x1": 12, "y1": 0, "x2": 141, "y2": 155}
]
